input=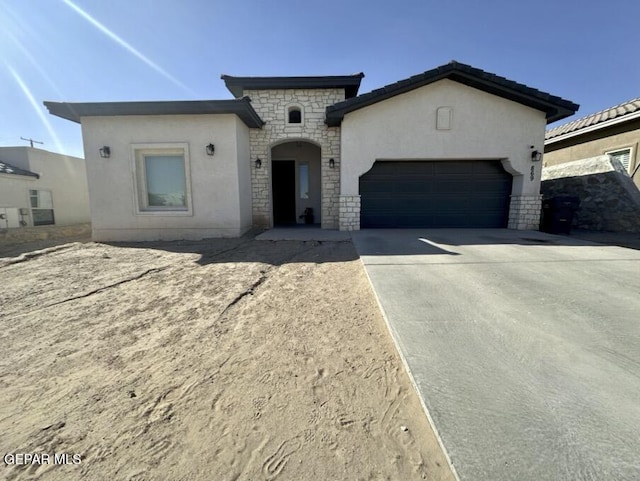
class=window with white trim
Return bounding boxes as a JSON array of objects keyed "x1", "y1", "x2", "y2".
[
  {"x1": 29, "y1": 189, "x2": 55, "y2": 225},
  {"x1": 132, "y1": 144, "x2": 192, "y2": 214},
  {"x1": 606, "y1": 147, "x2": 632, "y2": 173}
]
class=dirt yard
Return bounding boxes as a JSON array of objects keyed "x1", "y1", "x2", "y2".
[{"x1": 0, "y1": 236, "x2": 454, "y2": 481}]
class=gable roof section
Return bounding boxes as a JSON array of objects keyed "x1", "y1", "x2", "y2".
[
  {"x1": 221, "y1": 73, "x2": 365, "y2": 99},
  {"x1": 545, "y1": 97, "x2": 640, "y2": 143},
  {"x1": 44, "y1": 98, "x2": 264, "y2": 128},
  {"x1": 325, "y1": 61, "x2": 579, "y2": 126},
  {"x1": 0, "y1": 160, "x2": 39, "y2": 178}
]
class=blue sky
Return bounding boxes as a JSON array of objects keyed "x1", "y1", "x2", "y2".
[{"x1": 1, "y1": 0, "x2": 639, "y2": 158}]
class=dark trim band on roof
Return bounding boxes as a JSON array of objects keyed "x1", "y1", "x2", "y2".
[
  {"x1": 43, "y1": 98, "x2": 265, "y2": 128},
  {"x1": 0, "y1": 160, "x2": 40, "y2": 178},
  {"x1": 325, "y1": 61, "x2": 579, "y2": 126},
  {"x1": 221, "y1": 73, "x2": 365, "y2": 99}
]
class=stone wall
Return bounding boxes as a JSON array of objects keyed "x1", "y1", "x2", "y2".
[
  {"x1": 245, "y1": 88, "x2": 344, "y2": 229},
  {"x1": 541, "y1": 156, "x2": 640, "y2": 232},
  {"x1": 508, "y1": 195, "x2": 542, "y2": 230},
  {"x1": 338, "y1": 195, "x2": 361, "y2": 231}
]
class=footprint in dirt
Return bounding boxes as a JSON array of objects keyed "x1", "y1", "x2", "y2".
[{"x1": 262, "y1": 436, "x2": 302, "y2": 480}]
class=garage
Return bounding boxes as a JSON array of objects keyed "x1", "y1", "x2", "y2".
[{"x1": 359, "y1": 160, "x2": 512, "y2": 228}]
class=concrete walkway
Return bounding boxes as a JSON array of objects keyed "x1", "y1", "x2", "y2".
[
  {"x1": 352, "y1": 229, "x2": 640, "y2": 481},
  {"x1": 255, "y1": 226, "x2": 351, "y2": 241}
]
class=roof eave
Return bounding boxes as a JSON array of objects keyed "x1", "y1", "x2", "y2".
[
  {"x1": 326, "y1": 63, "x2": 578, "y2": 126},
  {"x1": 221, "y1": 73, "x2": 365, "y2": 99},
  {"x1": 0, "y1": 172, "x2": 40, "y2": 179},
  {"x1": 545, "y1": 109, "x2": 640, "y2": 145},
  {"x1": 44, "y1": 99, "x2": 265, "y2": 128}
]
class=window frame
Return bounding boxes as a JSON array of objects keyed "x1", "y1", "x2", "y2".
[
  {"x1": 131, "y1": 143, "x2": 193, "y2": 216},
  {"x1": 285, "y1": 103, "x2": 304, "y2": 126},
  {"x1": 29, "y1": 189, "x2": 55, "y2": 226},
  {"x1": 605, "y1": 146, "x2": 634, "y2": 174},
  {"x1": 299, "y1": 162, "x2": 309, "y2": 199}
]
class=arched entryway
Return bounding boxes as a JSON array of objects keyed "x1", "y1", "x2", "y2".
[{"x1": 271, "y1": 141, "x2": 321, "y2": 226}]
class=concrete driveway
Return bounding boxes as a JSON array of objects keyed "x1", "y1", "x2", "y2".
[{"x1": 352, "y1": 229, "x2": 640, "y2": 481}]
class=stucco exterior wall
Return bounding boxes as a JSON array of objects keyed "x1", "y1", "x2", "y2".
[
  {"x1": 341, "y1": 79, "x2": 546, "y2": 196},
  {"x1": 339, "y1": 79, "x2": 547, "y2": 230},
  {"x1": 0, "y1": 175, "x2": 36, "y2": 228},
  {"x1": 0, "y1": 147, "x2": 90, "y2": 227},
  {"x1": 245, "y1": 88, "x2": 344, "y2": 229},
  {"x1": 80, "y1": 114, "x2": 250, "y2": 241},
  {"x1": 0, "y1": 147, "x2": 30, "y2": 170},
  {"x1": 235, "y1": 117, "x2": 252, "y2": 230},
  {"x1": 544, "y1": 121, "x2": 640, "y2": 188},
  {"x1": 26, "y1": 148, "x2": 91, "y2": 226}
]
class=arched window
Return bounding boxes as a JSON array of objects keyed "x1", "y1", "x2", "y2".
[{"x1": 287, "y1": 106, "x2": 302, "y2": 124}]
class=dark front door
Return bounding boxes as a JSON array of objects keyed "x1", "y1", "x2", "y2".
[
  {"x1": 272, "y1": 160, "x2": 296, "y2": 225},
  {"x1": 360, "y1": 160, "x2": 512, "y2": 228}
]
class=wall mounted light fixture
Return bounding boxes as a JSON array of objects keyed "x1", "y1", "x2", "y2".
[
  {"x1": 329, "y1": 158, "x2": 335, "y2": 169},
  {"x1": 99, "y1": 146, "x2": 111, "y2": 158},
  {"x1": 206, "y1": 143, "x2": 215, "y2": 156},
  {"x1": 255, "y1": 158, "x2": 262, "y2": 169},
  {"x1": 531, "y1": 150, "x2": 542, "y2": 162}
]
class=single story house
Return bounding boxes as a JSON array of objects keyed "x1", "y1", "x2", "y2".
[
  {"x1": 544, "y1": 97, "x2": 640, "y2": 188},
  {"x1": 45, "y1": 61, "x2": 578, "y2": 242},
  {"x1": 0, "y1": 146, "x2": 90, "y2": 229}
]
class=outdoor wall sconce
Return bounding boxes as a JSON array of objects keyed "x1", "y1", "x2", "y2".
[
  {"x1": 329, "y1": 158, "x2": 335, "y2": 169},
  {"x1": 531, "y1": 150, "x2": 542, "y2": 162},
  {"x1": 255, "y1": 158, "x2": 262, "y2": 168},
  {"x1": 99, "y1": 146, "x2": 110, "y2": 158},
  {"x1": 206, "y1": 143, "x2": 215, "y2": 156}
]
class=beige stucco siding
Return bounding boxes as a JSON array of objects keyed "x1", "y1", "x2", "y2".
[
  {"x1": 81, "y1": 114, "x2": 250, "y2": 241},
  {"x1": 340, "y1": 79, "x2": 547, "y2": 197},
  {"x1": 27, "y1": 148, "x2": 90, "y2": 225},
  {"x1": 0, "y1": 147, "x2": 89, "y2": 227},
  {"x1": 235, "y1": 116, "x2": 253, "y2": 230},
  {"x1": 544, "y1": 124, "x2": 640, "y2": 186}
]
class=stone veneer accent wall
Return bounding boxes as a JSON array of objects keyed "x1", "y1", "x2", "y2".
[
  {"x1": 542, "y1": 156, "x2": 640, "y2": 233},
  {"x1": 245, "y1": 88, "x2": 344, "y2": 229},
  {"x1": 338, "y1": 195, "x2": 361, "y2": 231},
  {"x1": 508, "y1": 195, "x2": 542, "y2": 230}
]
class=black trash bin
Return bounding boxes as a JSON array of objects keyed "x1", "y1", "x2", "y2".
[{"x1": 541, "y1": 196, "x2": 580, "y2": 234}]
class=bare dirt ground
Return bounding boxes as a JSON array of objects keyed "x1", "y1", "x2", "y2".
[{"x1": 0, "y1": 236, "x2": 454, "y2": 481}]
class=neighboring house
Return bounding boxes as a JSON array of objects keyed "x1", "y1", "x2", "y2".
[
  {"x1": 0, "y1": 146, "x2": 90, "y2": 229},
  {"x1": 544, "y1": 98, "x2": 640, "y2": 187},
  {"x1": 44, "y1": 61, "x2": 578, "y2": 242}
]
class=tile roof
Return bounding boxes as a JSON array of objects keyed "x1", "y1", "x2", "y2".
[
  {"x1": 44, "y1": 98, "x2": 265, "y2": 128},
  {"x1": 221, "y1": 74, "x2": 365, "y2": 99},
  {"x1": 545, "y1": 97, "x2": 640, "y2": 141},
  {"x1": 0, "y1": 160, "x2": 39, "y2": 178},
  {"x1": 326, "y1": 61, "x2": 579, "y2": 126}
]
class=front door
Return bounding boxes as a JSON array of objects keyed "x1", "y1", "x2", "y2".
[{"x1": 272, "y1": 160, "x2": 296, "y2": 225}]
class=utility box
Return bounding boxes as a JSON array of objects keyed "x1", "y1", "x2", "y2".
[{"x1": 0, "y1": 207, "x2": 21, "y2": 228}]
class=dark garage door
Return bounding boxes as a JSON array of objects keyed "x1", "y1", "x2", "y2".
[{"x1": 360, "y1": 160, "x2": 512, "y2": 228}]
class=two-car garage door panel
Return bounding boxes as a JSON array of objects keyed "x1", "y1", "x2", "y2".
[{"x1": 360, "y1": 161, "x2": 512, "y2": 228}]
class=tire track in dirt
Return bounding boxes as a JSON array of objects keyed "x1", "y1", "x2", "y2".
[{"x1": 0, "y1": 238, "x2": 455, "y2": 481}]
